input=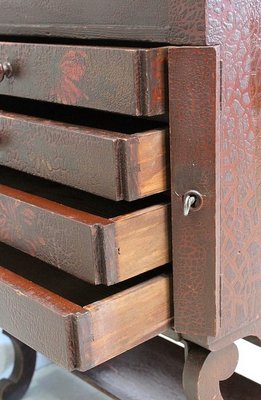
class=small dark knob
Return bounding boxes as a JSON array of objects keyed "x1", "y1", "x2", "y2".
[{"x1": 0, "y1": 62, "x2": 13, "y2": 82}]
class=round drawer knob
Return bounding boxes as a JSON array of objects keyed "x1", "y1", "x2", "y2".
[{"x1": 0, "y1": 62, "x2": 13, "y2": 82}]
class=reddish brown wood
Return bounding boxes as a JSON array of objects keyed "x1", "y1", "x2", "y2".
[
  {"x1": 0, "y1": 169, "x2": 171, "y2": 284},
  {"x1": 0, "y1": 42, "x2": 167, "y2": 116},
  {"x1": 205, "y1": 0, "x2": 261, "y2": 344},
  {"x1": 0, "y1": 111, "x2": 168, "y2": 201},
  {"x1": 169, "y1": 46, "x2": 221, "y2": 336},
  {"x1": 0, "y1": 331, "x2": 36, "y2": 400},
  {"x1": 169, "y1": 1, "x2": 260, "y2": 345},
  {"x1": 0, "y1": 243, "x2": 172, "y2": 371}
]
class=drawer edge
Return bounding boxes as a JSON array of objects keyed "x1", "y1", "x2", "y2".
[
  {"x1": 0, "y1": 112, "x2": 168, "y2": 200},
  {"x1": 0, "y1": 267, "x2": 84, "y2": 370},
  {"x1": 0, "y1": 185, "x2": 111, "y2": 284},
  {"x1": 78, "y1": 274, "x2": 173, "y2": 371},
  {"x1": 122, "y1": 129, "x2": 169, "y2": 201},
  {"x1": 113, "y1": 204, "x2": 171, "y2": 282}
]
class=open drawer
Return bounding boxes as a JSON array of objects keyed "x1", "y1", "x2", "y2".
[
  {"x1": 0, "y1": 42, "x2": 167, "y2": 116},
  {"x1": 0, "y1": 243, "x2": 173, "y2": 371},
  {"x1": 0, "y1": 103, "x2": 169, "y2": 201},
  {"x1": 0, "y1": 167, "x2": 171, "y2": 285}
]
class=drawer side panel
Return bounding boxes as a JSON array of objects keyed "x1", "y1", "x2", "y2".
[
  {"x1": 0, "y1": 188, "x2": 103, "y2": 283},
  {"x1": 0, "y1": 267, "x2": 82, "y2": 370},
  {"x1": 114, "y1": 204, "x2": 171, "y2": 282},
  {"x1": 0, "y1": 43, "x2": 166, "y2": 116},
  {"x1": 0, "y1": 113, "x2": 122, "y2": 200},
  {"x1": 80, "y1": 274, "x2": 173, "y2": 371},
  {"x1": 123, "y1": 130, "x2": 169, "y2": 201}
]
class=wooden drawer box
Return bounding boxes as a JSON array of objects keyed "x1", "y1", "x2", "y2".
[
  {"x1": 0, "y1": 243, "x2": 172, "y2": 371},
  {"x1": 0, "y1": 42, "x2": 167, "y2": 116},
  {"x1": 0, "y1": 168, "x2": 171, "y2": 284},
  {"x1": 0, "y1": 110, "x2": 169, "y2": 201}
]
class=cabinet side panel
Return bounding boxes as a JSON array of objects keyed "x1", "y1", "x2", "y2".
[{"x1": 207, "y1": 0, "x2": 261, "y2": 337}]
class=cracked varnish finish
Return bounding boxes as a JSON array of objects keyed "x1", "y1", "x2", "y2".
[
  {"x1": 0, "y1": 168, "x2": 171, "y2": 285},
  {"x1": 169, "y1": 1, "x2": 260, "y2": 343},
  {"x1": 0, "y1": 0, "x2": 259, "y2": 354},
  {"x1": 206, "y1": 0, "x2": 261, "y2": 341},
  {"x1": 168, "y1": 0, "x2": 206, "y2": 44},
  {"x1": 0, "y1": 43, "x2": 167, "y2": 116},
  {"x1": 0, "y1": 243, "x2": 173, "y2": 372},
  {"x1": 0, "y1": 111, "x2": 169, "y2": 201},
  {"x1": 169, "y1": 46, "x2": 221, "y2": 336}
]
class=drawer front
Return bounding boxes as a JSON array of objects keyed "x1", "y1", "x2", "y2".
[
  {"x1": 0, "y1": 1, "x2": 206, "y2": 45},
  {"x1": 0, "y1": 247, "x2": 172, "y2": 371},
  {"x1": 0, "y1": 112, "x2": 168, "y2": 200},
  {"x1": 0, "y1": 182, "x2": 171, "y2": 285},
  {"x1": 0, "y1": 43, "x2": 167, "y2": 116}
]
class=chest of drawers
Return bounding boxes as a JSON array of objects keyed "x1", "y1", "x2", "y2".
[{"x1": 0, "y1": 1, "x2": 260, "y2": 400}]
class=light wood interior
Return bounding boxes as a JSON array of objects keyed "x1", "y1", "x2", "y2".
[
  {"x1": 0, "y1": 166, "x2": 169, "y2": 218},
  {"x1": 0, "y1": 242, "x2": 171, "y2": 306}
]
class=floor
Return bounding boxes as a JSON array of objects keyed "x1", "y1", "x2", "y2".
[
  {"x1": 0, "y1": 333, "x2": 260, "y2": 399},
  {"x1": 0, "y1": 333, "x2": 108, "y2": 400}
]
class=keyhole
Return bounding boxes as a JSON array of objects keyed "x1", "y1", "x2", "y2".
[{"x1": 183, "y1": 190, "x2": 203, "y2": 216}]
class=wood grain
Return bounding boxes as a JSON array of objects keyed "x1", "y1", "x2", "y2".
[
  {"x1": 81, "y1": 274, "x2": 172, "y2": 370},
  {"x1": 0, "y1": 42, "x2": 167, "y2": 116},
  {"x1": 114, "y1": 204, "x2": 171, "y2": 282},
  {"x1": 0, "y1": 244, "x2": 173, "y2": 371},
  {"x1": 0, "y1": 182, "x2": 171, "y2": 284},
  {"x1": 0, "y1": 111, "x2": 168, "y2": 200},
  {"x1": 123, "y1": 129, "x2": 170, "y2": 200}
]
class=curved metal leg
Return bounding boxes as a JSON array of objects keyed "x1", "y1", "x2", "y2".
[
  {"x1": 0, "y1": 331, "x2": 36, "y2": 400},
  {"x1": 183, "y1": 342, "x2": 239, "y2": 400}
]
